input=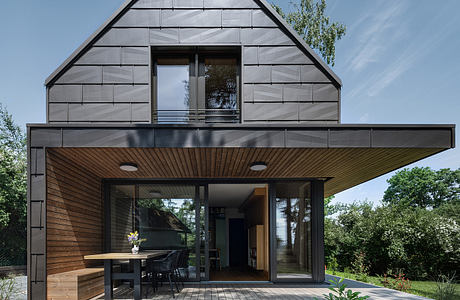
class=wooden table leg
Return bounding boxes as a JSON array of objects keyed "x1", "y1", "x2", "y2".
[
  {"x1": 104, "y1": 260, "x2": 113, "y2": 300},
  {"x1": 133, "y1": 259, "x2": 141, "y2": 300}
]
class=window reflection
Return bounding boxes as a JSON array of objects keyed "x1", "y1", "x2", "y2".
[
  {"x1": 110, "y1": 185, "x2": 135, "y2": 252},
  {"x1": 276, "y1": 182, "x2": 312, "y2": 278},
  {"x1": 157, "y1": 58, "x2": 190, "y2": 123}
]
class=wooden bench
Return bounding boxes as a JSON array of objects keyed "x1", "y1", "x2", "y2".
[{"x1": 47, "y1": 268, "x2": 104, "y2": 300}]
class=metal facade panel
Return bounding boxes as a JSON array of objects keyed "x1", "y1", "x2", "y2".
[
  {"x1": 132, "y1": 0, "x2": 173, "y2": 8},
  {"x1": 243, "y1": 66, "x2": 271, "y2": 83},
  {"x1": 243, "y1": 84, "x2": 254, "y2": 102},
  {"x1": 286, "y1": 130, "x2": 328, "y2": 148},
  {"x1": 150, "y1": 28, "x2": 180, "y2": 43},
  {"x1": 30, "y1": 228, "x2": 45, "y2": 254},
  {"x1": 48, "y1": 85, "x2": 82, "y2": 102},
  {"x1": 155, "y1": 129, "x2": 200, "y2": 147},
  {"x1": 30, "y1": 201, "x2": 44, "y2": 228},
  {"x1": 30, "y1": 129, "x2": 62, "y2": 147},
  {"x1": 243, "y1": 103, "x2": 298, "y2": 121},
  {"x1": 131, "y1": 103, "x2": 151, "y2": 121},
  {"x1": 222, "y1": 10, "x2": 252, "y2": 27},
  {"x1": 162, "y1": 10, "x2": 221, "y2": 27},
  {"x1": 114, "y1": 9, "x2": 160, "y2": 27},
  {"x1": 253, "y1": 84, "x2": 283, "y2": 102},
  {"x1": 95, "y1": 28, "x2": 149, "y2": 46},
  {"x1": 179, "y1": 28, "x2": 240, "y2": 44},
  {"x1": 49, "y1": 104, "x2": 68, "y2": 121},
  {"x1": 241, "y1": 28, "x2": 294, "y2": 45},
  {"x1": 283, "y1": 84, "x2": 313, "y2": 102},
  {"x1": 197, "y1": 129, "x2": 285, "y2": 147},
  {"x1": 312, "y1": 84, "x2": 339, "y2": 102},
  {"x1": 31, "y1": 175, "x2": 45, "y2": 201},
  {"x1": 174, "y1": 0, "x2": 204, "y2": 8},
  {"x1": 301, "y1": 65, "x2": 331, "y2": 83},
  {"x1": 299, "y1": 103, "x2": 338, "y2": 121},
  {"x1": 373, "y1": 129, "x2": 453, "y2": 148},
  {"x1": 133, "y1": 66, "x2": 149, "y2": 84},
  {"x1": 204, "y1": 0, "x2": 259, "y2": 8},
  {"x1": 83, "y1": 85, "x2": 114, "y2": 102},
  {"x1": 259, "y1": 46, "x2": 312, "y2": 64},
  {"x1": 252, "y1": 10, "x2": 277, "y2": 27},
  {"x1": 55, "y1": 66, "x2": 102, "y2": 84},
  {"x1": 62, "y1": 128, "x2": 155, "y2": 147},
  {"x1": 121, "y1": 47, "x2": 150, "y2": 64},
  {"x1": 114, "y1": 85, "x2": 149, "y2": 102},
  {"x1": 75, "y1": 47, "x2": 121, "y2": 65},
  {"x1": 103, "y1": 66, "x2": 133, "y2": 84},
  {"x1": 329, "y1": 130, "x2": 371, "y2": 147},
  {"x1": 30, "y1": 255, "x2": 45, "y2": 281},
  {"x1": 30, "y1": 281, "x2": 45, "y2": 300},
  {"x1": 243, "y1": 47, "x2": 258, "y2": 64},
  {"x1": 272, "y1": 65, "x2": 301, "y2": 82},
  {"x1": 68, "y1": 103, "x2": 131, "y2": 121}
]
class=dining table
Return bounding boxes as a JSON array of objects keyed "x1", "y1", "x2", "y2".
[{"x1": 84, "y1": 250, "x2": 169, "y2": 300}]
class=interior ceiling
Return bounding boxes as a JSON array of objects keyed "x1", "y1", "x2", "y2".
[
  {"x1": 209, "y1": 184, "x2": 267, "y2": 208},
  {"x1": 48, "y1": 147, "x2": 444, "y2": 197}
]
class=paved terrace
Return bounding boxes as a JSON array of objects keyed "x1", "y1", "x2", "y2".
[{"x1": 90, "y1": 276, "x2": 429, "y2": 300}]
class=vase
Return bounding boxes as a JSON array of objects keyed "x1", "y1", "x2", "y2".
[{"x1": 131, "y1": 245, "x2": 139, "y2": 254}]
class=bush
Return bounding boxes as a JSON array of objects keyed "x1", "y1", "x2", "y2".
[
  {"x1": 319, "y1": 277, "x2": 369, "y2": 300},
  {"x1": 435, "y1": 273, "x2": 457, "y2": 300},
  {"x1": 380, "y1": 272, "x2": 412, "y2": 293},
  {"x1": 0, "y1": 276, "x2": 17, "y2": 300}
]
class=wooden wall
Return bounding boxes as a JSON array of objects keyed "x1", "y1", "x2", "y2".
[{"x1": 46, "y1": 150, "x2": 103, "y2": 275}]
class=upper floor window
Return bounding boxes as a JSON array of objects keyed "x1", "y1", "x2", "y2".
[{"x1": 153, "y1": 47, "x2": 240, "y2": 124}]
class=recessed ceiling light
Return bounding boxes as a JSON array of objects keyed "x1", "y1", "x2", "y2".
[
  {"x1": 250, "y1": 161, "x2": 267, "y2": 171},
  {"x1": 149, "y1": 190, "x2": 162, "y2": 198},
  {"x1": 119, "y1": 162, "x2": 138, "y2": 172}
]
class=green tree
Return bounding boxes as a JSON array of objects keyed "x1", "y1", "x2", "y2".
[
  {"x1": 272, "y1": 0, "x2": 346, "y2": 66},
  {"x1": 0, "y1": 104, "x2": 27, "y2": 266},
  {"x1": 383, "y1": 167, "x2": 459, "y2": 208}
]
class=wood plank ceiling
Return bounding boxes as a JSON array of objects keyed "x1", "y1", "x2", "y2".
[{"x1": 49, "y1": 147, "x2": 443, "y2": 197}]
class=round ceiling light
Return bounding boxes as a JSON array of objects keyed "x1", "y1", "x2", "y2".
[
  {"x1": 149, "y1": 190, "x2": 162, "y2": 198},
  {"x1": 119, "y1": 162, "x2": 138, "y2": 172},
  {"x1": 250, "y1": 161, "x2": 267, "y2": 171}
]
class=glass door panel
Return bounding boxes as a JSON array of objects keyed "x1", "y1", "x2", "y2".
[
  {"x1": 275, "y1": 182, "x2": 312, "y2": 279},
  {"x1": 109, "y1": 185, "x2": 135, "y2": 252}
]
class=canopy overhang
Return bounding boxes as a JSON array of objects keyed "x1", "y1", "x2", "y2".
[{"x1": 28, "y1": 124, "x2": 455, "y2": 197}]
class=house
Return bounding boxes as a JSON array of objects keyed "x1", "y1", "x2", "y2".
[{"x1": 26, "y1": 0, "x2": 455, "y2": 299}]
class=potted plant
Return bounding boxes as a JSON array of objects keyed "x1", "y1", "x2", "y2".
[{"x1": 127, "y1": 231, "x2": 147, "y2": 254}]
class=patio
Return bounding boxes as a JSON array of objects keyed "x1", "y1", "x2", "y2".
[{"x1": 89, "y1": 276, "x2": 429, "y2": 300}]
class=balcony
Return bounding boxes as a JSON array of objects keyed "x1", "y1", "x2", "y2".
[{"x1": 153, "y1": 108, "x2": 240, "y2": 124}]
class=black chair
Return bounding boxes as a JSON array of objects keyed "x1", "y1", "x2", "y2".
[
  {"x1": 175, "y1": 249, "x2": 189, "y2": 287},
  {"x1": 146, "y1": 250, "x2": 180, "y2": 298}
]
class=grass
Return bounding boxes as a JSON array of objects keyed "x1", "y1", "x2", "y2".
[{"x1": 326, "y1": 270, "x2": 460, "y2": 299}]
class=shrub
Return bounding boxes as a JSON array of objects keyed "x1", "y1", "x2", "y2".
[
  {"x1": 435, "y1": 273, "x2": 457, "y2": 300},
  {"x1": 0, "y1": 276, "x2": 17, "y2": 300},
  {"x1": 381, "y1": 272, "x2": 412, "y2": 293},
  {"x1": 319, "y1": 277, "x2": 369, "y2": 300}
]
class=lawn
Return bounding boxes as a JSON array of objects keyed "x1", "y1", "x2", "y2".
[{"x1": 326, "y1": 270, "x2": 460, "y2": 299}]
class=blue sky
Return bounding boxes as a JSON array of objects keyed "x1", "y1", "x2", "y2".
[{"x1": 0, "y1": 0, "x2": 458, "y2": 205}]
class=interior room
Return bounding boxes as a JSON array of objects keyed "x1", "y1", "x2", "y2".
[{"x1": 208, "y1": 184, "x2": 270, "y2": 281}]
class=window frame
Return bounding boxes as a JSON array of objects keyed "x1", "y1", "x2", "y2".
[{"x1": 151, "y1": 46, "x2": 241, "y2": 124}]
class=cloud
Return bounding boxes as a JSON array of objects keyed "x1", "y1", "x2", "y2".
[{"x1": 344, "y1": 2, "x2": 458, "y2": 100}]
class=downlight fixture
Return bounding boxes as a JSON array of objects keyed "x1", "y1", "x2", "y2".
[
  {"x1": 119, "y1": 162, "x2": 138, "y2": 172},
  {"x1": 250, "y1": 161, "x2": 268, "y2": 171}
]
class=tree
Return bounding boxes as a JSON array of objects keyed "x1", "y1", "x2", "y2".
[
  {"x1": 383, "y1": 167, "x2": 460, "y2": 208},
  {"x1": 0, "y1": 104, "x2": 27, "y2": 266},
  {"x1": 272, "y1": 0, "x2": 346, "y2": 66}
]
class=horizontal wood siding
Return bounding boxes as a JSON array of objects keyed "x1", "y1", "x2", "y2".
[
  {"x1": 46, "y1": 150, "x2": 103, "y2": 275},
  {"x1": 47, "y1": 0, "x2": 339, "y2": 124}
]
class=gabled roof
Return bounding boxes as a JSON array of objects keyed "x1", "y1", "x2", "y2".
[{"x1": 45, "y1": 0, "x2": 342, "y2": 87}]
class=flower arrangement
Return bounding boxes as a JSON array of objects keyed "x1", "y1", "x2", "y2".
[{"x1": 127, "y1": 231, "x2": 146, "y2": 254}]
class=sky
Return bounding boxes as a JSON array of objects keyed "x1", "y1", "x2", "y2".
[{"x1": 0, "y1": 0, "x2": 459, "y2": 206}]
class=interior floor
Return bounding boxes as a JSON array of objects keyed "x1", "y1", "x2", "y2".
[{"x1": 210, "y1": 267, "x2": 269, "y2": 281}]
